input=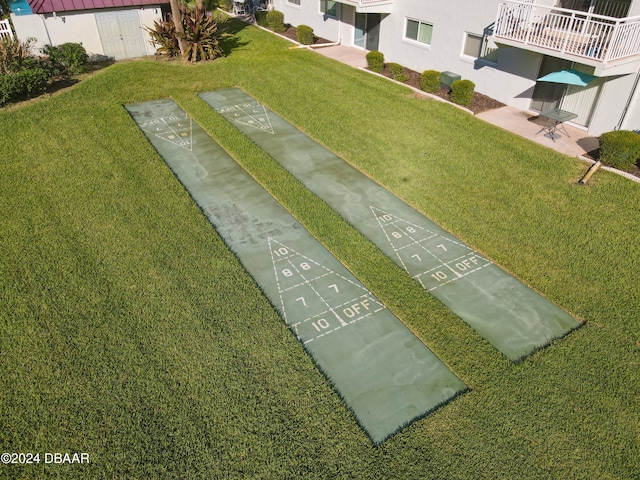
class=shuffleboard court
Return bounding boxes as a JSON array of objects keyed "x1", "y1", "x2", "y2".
[
  {"x1": 125, "y1": 99, "x2": 467, "y2": 444},
  {"x1": 199, "y1": 88, "x2": 581, "y2": 362}
]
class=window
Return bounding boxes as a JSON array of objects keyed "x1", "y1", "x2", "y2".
[
  {"x1": 288, "y1": 0, "x2": 300, "y2": 5},
  {"x1": 405, "y1": 19, "x2": 433, "y2": 45},
  {"x1": 320, "y1": 0, "x2": 337, "y2": 17},
  {"x1": 464, "y1": 33, "x2": 499, "y2": 63}
]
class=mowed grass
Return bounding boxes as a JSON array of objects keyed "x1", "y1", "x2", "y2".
[{"x1": 1, "y1": 18, "x2": 639, "y2": 479}]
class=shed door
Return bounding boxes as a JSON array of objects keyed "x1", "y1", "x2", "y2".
[{"x1": 95, "y1": 10, "x2": 147, "y2": 60}]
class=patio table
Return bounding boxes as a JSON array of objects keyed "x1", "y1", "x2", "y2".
[{"x1": 538, "y1": 108, "x2": 578, "y2": 141}]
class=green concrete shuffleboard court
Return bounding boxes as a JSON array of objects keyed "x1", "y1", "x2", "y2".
[
  {"x1": 124, "y1": 99, "x2": 467, "y2": 445},
  {"x1": 199, "y1": 88, "x2": 581, "y2": 362}
]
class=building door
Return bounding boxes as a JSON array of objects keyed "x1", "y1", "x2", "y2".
[
  {"x1": 531, "y1": 55, "x2": 601, "y2": 128},
  {"x1": 95, "y1": 10, "x2": 147, "y2": 60},
  {"x1": 354, "y1": 13, "x2": 380, "y2": 50},
  {"x1": 531, "y1": 56, "x2": 571, "y2": 113}
]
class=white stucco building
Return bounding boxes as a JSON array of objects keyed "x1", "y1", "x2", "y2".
[{"x1": 270, "y1": 0, "x2": 640, "y2": 135}]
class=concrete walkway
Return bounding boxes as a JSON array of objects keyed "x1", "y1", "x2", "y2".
[{"x1": 313, "y1": 45, "x2": 599, "y2": 159}]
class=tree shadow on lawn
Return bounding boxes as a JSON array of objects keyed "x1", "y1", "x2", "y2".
[{"x1": 218, "y1": 16, "x2": 254, "y2": 56}]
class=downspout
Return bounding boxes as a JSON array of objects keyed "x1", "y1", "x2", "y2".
[
  {"x1": 41, "y1": 13, "x2": 53, "y2": 45},
  {"x1": 616, "y1": 69, "x2": 640, "y2": 130},
  {"x1": 337, "y1": 1, "x2": 342, "y2": 44}
]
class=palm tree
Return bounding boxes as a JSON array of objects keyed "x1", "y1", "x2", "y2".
[{"x1": 169, "y1": 0, "x2": 187, "y2": 55}]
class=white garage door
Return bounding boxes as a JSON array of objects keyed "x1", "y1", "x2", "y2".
[{"x1": 95, "y1": 10, "x2": 147, "y2": 60}]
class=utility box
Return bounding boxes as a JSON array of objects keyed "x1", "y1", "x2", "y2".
[{"x1": 441, "y1": 71, "x2": 461, "y2": 88}]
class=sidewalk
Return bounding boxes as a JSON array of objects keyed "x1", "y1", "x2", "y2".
[{"x1": 313, "y1": 45, "x2": 599, "y2": 159}]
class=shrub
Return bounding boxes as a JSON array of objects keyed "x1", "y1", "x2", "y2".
[
  {"x1": 366, "y1": 50, "x2": 384, "y2": 73},
  {"x1": 0, "y1": 67, "x2": 51, "y2": 106},
  {"x1": 599, "y1": 130, "x2": 640, "y2": 171},
  {"x1": 147, "y1": 6, "x2": 226, "y2": 61},
  {"x1": 297, "y1": 24, "x2": 313, "y2": 45},
  {"x1": 450, "y1": 79, "x2": 475, "y2": 106},
  {"x1": 146, "y1": 18, "x2": 180, "y2": 57},
  {"x1": 421, "y1": 69, "x2": 440, "y2": 93},
  {"x1": 389, "y1": 62, "x2": 407, "y2": 82},
  {"x1": 11, "y1": 67, "x2": 50, "y2": 94},
  {"x1": 42, "y1": 42, "x2": 88, "y2": 76},
  {"x1": 0, "y1": 37, "x2": 34, "y2": 75},
  {"x1": 179, "y1": 6, "x2": 225, "y2": 62},
  {"x1": 0, "y1": 75, "x2": 10, "y2": 105},
  {"x1": 219, "y1": 0, "x2": 233, "y2": 10},
  {"x1": 254, "y1": 10, "x2": 269, "y2": 27},
  {"x1": 266, "y1": 10, "x2": 285, "y2": 33},
  {"x1": 202, "y1": 0, "x2": 220, "y2": 10}
]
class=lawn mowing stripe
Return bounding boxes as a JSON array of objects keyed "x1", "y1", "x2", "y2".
[
  {"x1": 124, "y1": 99, "x2": 467, "y2": 445},
  {"x1": 199, "y1": 88, "x2": 581, "y2": 362}
]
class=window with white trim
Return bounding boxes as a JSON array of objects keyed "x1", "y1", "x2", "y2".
[
  {"x1": 464, "y1": 33, "x2": 499, "y2": 63},
  {"x1": 288, "y1": 0, "x2": 300, "y2": 5},
  {"x1": 320, "y1": 0, "x2": 337, "y2": 17},
  {"x1": 405, "y1": 19, "x2": 433, "y2": 45}
]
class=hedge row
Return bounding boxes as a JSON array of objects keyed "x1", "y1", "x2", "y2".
[
  {"x1": 0, "y1": 67, "x2": 50, "y2": 105},
  {"x1": 0, "y1": 39, "x2": 88, "y2": 106},
  {"x1": 365, "y1": 51, "x2": 476, "y2": 107}
]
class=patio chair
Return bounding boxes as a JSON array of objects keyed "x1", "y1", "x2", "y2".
[{"x1": 233, "y1": 1, "x2": 246, "y2": 15}]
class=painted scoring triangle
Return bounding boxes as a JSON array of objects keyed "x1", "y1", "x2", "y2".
[
  {"x1": 139, "y1": 114, "x2": 193, "y2": 151},
  {"x1": 268, "y1": 238, "x2": 385, "y2": 344},
  {"x1": 370, "y1": 206, "x2": 492, "y2": 291},
  {"x1": 216, "y1": 101, "x2": 274, "y2": 134}
]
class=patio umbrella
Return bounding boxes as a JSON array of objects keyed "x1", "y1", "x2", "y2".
[
  {"x1": 537, "y1": 69, "x2": 597, "y2": 87},
  {"x1": 536, "y1": 69, "x2": 597, "y2": 116}
]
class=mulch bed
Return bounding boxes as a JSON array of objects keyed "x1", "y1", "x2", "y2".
[
  {"x1": 378, "y1": 65, "x2": 505, "y2": 115},
  {"x1": 279, "y1": 25, "x2": 330, "y2": 45}
]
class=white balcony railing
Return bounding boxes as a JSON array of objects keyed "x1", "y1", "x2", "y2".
[
  {"x1": 494, "y1": 0, "x2": 640, "y2": 63},
  {"x1": 560, "y1": 0, "x2": 630, "y2": 19}
]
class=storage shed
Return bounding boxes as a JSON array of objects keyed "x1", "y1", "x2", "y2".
[{"x1": 11, "y1": 0, "x2": 168, "y2": 59}]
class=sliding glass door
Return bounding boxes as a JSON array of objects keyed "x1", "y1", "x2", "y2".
[{"x1": 354, "y1": 13, "x2": 380, "y2": 51}]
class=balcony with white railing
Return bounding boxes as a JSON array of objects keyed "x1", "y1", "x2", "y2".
[
  {"x1": 338, "y1": 0, "x2": 393, "y2": 13},
  {"x1": 493, "y1": 0, "x2": 640, "y2": 73}
]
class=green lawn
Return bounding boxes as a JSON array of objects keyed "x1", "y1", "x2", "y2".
[{"x1": 1, "y1": 18, "x2": 638, "y2": 479}]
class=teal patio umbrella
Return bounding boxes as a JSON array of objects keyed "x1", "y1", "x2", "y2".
[
  {"x1": 536, "y1": 69, "x2": 597, "y2": 114},
  {"x1": 537, "y1": 69, "x2": 597, "y2": 86}
]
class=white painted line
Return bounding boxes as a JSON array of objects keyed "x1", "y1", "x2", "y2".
[
  {"x1": 279, "y1": 271, "x2": 333, "y2": 292},
  {"x1": 139, "y1": 114, "x2": 193, "y2": 151},
  {"x1": 370, "y1": 205, "x2": 476, "y2": 251},
  {"x1": 370, "y1": 205, "x2": 494, "y2": 291},
  {"x1": 216, "y1": 101, "x2": 275, "y2": 134},
  {"x1": 418, "y1": 263, "x2": 493, "y2": 291},
  {"x1": 268, "y1": 237, "x2": 387, "y2": 343}
]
